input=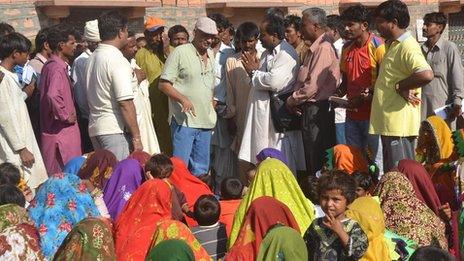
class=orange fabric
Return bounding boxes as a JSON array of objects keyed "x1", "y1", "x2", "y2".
[
  {"x1": 334, "y1": 144, "x2": 368, "y2": 174},
  {"x1": 219, "y1": 199, "x2": 241, "y2": 237},
  {"x1": 169, "y1": 157, "x2": 213, "y2": 226},
  {"x1": 144, "y1": 17, "x2": 166, "y2": 30},
  {"x1": 114, "y1": 179, "x2": 172, "y2": 261}
]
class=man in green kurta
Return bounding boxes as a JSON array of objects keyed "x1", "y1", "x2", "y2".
[{"x1": 135, "y1": 17, "x2": 172, "y2": 155}]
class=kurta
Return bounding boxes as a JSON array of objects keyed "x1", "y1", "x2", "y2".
[
  {"x1": 130, "y1": 59, "x2": 160, "y2": 155},
  {"x1": 39, "y1": 55, "x2": 81, "y2": 174},
  {"x1": 135, "y1": 47, "x2": 172, "y2": 155},
  {"x1": 238, "y1": 41, "x2": 306, "y2": 172},
  {"x1": 0, "y1": 66, "x2": 47, "y2": 189}
]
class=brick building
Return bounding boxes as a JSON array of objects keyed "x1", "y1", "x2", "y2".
[{"x1": 0, "y1": 0, "x2": 463, "y2": 60}]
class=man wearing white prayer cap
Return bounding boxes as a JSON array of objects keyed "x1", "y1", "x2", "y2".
[{"x1": 72, "y1": 19, "x2": 101, "y2": 153}]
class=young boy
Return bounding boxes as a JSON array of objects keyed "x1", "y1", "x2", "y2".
[
  {"x1": 192, "y1": 195, "x2": 228, "y2": 260},
  {"x1": 0, "y1": 184, "x2": 26, "y2": 207},
  {"x1": 0, "y1": 162, "x2": 33, "y2": 203},
  {"x1": 352, "y1": 171, "x2": 373, "y2": 198},
  {"x1": 304, "y1": 170, "x2": 368, "y2": 260},
  {"x1": 219, "y1": 177, "x2": 243, "y2": 236}
]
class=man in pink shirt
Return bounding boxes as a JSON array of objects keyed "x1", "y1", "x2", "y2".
[{"x1": 39, "y1": 24, "x2": 82, "y2": 174}]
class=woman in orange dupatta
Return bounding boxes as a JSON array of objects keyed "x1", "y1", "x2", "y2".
[
  {"x1": 169, "y1": 157, "x2": 213, "y2": 226},
  {"x1": 226, "y1": 196, "x2": 300, "y2": 261},
  {"x1": 325, "y1": 144, "x2": 369, "y2": 175},
  {"x1": 114, "y1": 179, "x2": 172, "y2": 260}
]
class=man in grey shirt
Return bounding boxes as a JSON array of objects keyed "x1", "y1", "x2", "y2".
[{"x1": 421, "y1": 12, "x2": 464, "y2": 129}]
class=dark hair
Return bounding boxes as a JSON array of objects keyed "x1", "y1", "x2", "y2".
[
  {"x1": 263, "y1": 14, "x2": 285, "y2": 40},
  {"x1": 0, "y1": 163, "x2": 21, "y2": 186},
  {"x1": 352, "y1": 171, "x2": 373, "y2": 191},
  {"x1": 168, "y1": 25, "x2": 189, "y2": 40},
  {"x1": 341, "y1": 4, "x2": 370, "y2": 24},
  {"x1": 327, "y1": 15, "x2": 345, "y2": 35},
  {"x1": 0, "y1": 32, "x2": 31, "y2": 60},
  {"x1": 220, "y1": 178, "x2": 243, "y2": 200},
  {"x1": 0, "y1": 22, "x2": 14, "y2": 39},
  {"x1": 374, "y1": 0, "x2": 410, "y2": 29},
  {"x1": 236, "y1": 22, "x2": 260, "y2": 41},
  {"x1": 284, "y1": 15, "x2": 302, "y2": 32},
  {"x1": 145, "y1": 154, "x2": 173, "y2": 179},
  {"x1": 128, "y1": 30, "x2": 135, "y2": 38},
  {"x1": 47, "y1": 24, "x2": 79, "y2": 52},
  {"x1": 410, "y1": 246, "x2": 454, "y2": 261},
  {"x1": 229, "y1": 26, "x2": 235, "y2": 36},
  {"x1": 98, "y1": 10, "x2": 128, "y2": 41},
  {"x1": 423, "y1": 12, "x2": 447, "y2": 33},
  {"x1": 266, "y1": 7, "x2": 285, "y2": 20},
  {"x1": 34, "y1": 27, "x2": 50, "y2": 54},
  {"x1": 318, "y1": 170, "x2": 357, "y2": 204},
  {"x1": 301, "y1": 175, "x2": 319, "y2": 203},
  {"x1": 0, "y1": 184, "x2": 25, "y2": 207},
  {"x1": 194, "y1": 194, "x2": 221, "y2": 226},
  {"x1": 208, "y1": 13, "x2": 231, "y2": 31}
]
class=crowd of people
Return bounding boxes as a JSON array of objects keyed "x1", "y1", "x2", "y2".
[{"x1": 0, "y1": 0, "x2": 463, "y2": 260}]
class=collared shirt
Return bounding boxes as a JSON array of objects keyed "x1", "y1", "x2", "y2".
[
  {"x1": 421, "y1": 37, "x2": 464, "y2": 117},
  {"x1": 293, "y1": 33, "x2": 340, "y2": 103},
  {"x1": 72, "y1": 49, "x2": 92, "y2": 119},
  {"x1": 161, "y1": 43, "x2": 217, "y2": 129},
  {"x1": 369, "y1": 32, "x2": 431, "y2": 136},
  {"x1": 213, "y1": 42, "x2": 235, "y2": 103}
]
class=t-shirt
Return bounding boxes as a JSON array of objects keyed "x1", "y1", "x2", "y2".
[
  {"x1": 160, "y1": 43, "x2": 217, "y2": 129},
  {"x1": 85, "y1": 44, "x2": 134, "y2": 137},
  {"x1": 192, "y1": 222, "x2": 228, "y2": 260},
  {"x1": 369, "y1": 32, "x2": 431, "y2": 136},
  {"x1": 341, "y1": 34, "x2": 385, "y2": 121}
]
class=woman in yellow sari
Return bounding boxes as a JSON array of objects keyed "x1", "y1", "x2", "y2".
[{"x1": 228, "y1": 158, "x2": 315, "y2": 247}]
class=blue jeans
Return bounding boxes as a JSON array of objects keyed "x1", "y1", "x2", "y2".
[
  {"x1": 345, "y1": 118, "x2": 383, "y2": 176},
  {"x1": 170, "y1": 119, "x2": 212, "y2": 176},
  {"x1": 335, "y1": 123, "x2": 346, "y2": 145}
]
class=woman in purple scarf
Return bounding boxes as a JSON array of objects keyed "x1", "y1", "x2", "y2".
[
  {"x1": 256, "y1": 148, "x2": 288, "y2": 166},
  {"x1": 103, "y1": 159, "x2": 145, "y2": 221}
]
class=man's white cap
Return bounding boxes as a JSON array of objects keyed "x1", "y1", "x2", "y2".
[
  {"x1": 84, "y1": 19, "x2": 101, "y2": 42},
  {"x1": 195, "y1": 17, "x2": 218, "y2": 35}
]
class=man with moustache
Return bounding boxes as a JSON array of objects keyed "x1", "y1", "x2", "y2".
[{"x1": 159, "y1": 17, "x2": 218, "y2": 177}]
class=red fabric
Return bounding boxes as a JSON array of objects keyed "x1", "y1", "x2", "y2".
[
  {"x1": 398, "y1": 159, "x2": 442, "y2": 215},
  {"x1": 114, "y1": 179, "x2": 172, "y2": 261},
  {"x1": 219, "y1": 199, "x2": 242, "y2": 237},
  {"x1": 226, "y1": 196, "x2": 300, "y2": 261},
  {"x1": 169, "y1": 157, "x2": 213, "y2": 226},
  {"x1": 128, "y1": 151, "x2": 151, "y2": 168}
]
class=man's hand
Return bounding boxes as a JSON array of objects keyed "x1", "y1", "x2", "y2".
[
  {"x1": 449, "y1": 104, "x2": 462, "y2": 119},
  {"x1": 67, "y1": 112, "x2": 77, "y2": 124},
  {"x1": 132, "y1": 136, "x2": 143, "y2": 151},
  {"x1": 19, "y1": 148, "x2": 35, "y2": 168},
  {"x1": 439, "y1": 203, "x2": 452, "y2": 221},
  {"x1": 286, "y1": 95, "x2": 302, "y2": 115},
  {"x1": 23, "y1": 79, "x2": 36, "y2": 98},
  {"x1": 181, "y1": 97, "x2": 196, "y2": 117},
  {"x1": 241, "y1": 51, "x2": 259, "y2": 75},
  {"x1": 134, "y1": 68, "x2": 147, "y2": 84},
  {"x1": 396, "y1": 84, "x2": 420, "y2": 106}
]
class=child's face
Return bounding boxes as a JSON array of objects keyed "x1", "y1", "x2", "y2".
[
  {"x1": 355, "y1": 187, "x2": 368, "y2": 198},
  {"x1": 320, "y1": 189, "x2": 348, "y2": 219}
]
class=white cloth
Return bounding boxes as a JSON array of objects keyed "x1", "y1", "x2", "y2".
[
  {"x1": 333, "y1": 38, "x2": 346, "y2": 124},
  {"x1": 130, "y1": 59, "x2": 160, "y2": 155},
  {"x1": 72, "y1": 49, "x2": 91, "y2": 119},
  {"x1": 213, "y1": 42, "x2": 235, "y2": 103},
  {"x1": 85, "y1": 44, "x2": 134, "y2": 137},
  {"x1": 84, "y1": 19, "x2": 101, "y2": 42},
  {"x1": 238, "y1": 41, "x2": 306, "y2": 173},
  {"x1": 0, "y1": 66, "x2": 47, "y2": 189}
]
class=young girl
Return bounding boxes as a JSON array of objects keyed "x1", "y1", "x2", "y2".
[{"x1": 304, "y1": 170, "x2": 368, "y2": 260}]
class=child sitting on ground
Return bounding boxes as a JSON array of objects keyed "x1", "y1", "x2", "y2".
[
  {"x1": 304, "y1": 170, "x2": 369, "y2": 260},
  {"x1": 0, "y1": 184, "x2": 26, "y2": 207},
  {"x1": 241, "y1": 164, "x2": 256, "y2": 196},
  {"x1": 0, "y1": 162, "x2": 33, "y2": 203},
  {"x1": 219, "y1": 177, "x2": 243, "y2": 236},
  {"x1": 145, "y1": 154, "x2": 192, "y2": 222},
  {"x1": 192, "y1": 195, "x2": 228, "y2": 260},
  {"x1": 352, "y1": 171, "x2": 373, "y2": 198}
]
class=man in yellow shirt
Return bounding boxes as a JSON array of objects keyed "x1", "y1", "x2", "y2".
[{"x1": 369, "y1": 0, "x2": 433, "y2": 172}]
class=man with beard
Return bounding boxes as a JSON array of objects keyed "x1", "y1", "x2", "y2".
[
  {"x1": 159, "y1": 17, "x2": 218, "y2": 177},
  {"x1": 136, "y1": 17, "x2": 172, "y2": 155}
]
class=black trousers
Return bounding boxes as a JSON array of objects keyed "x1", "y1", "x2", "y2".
[{"x1": 301, "y1": 100, "x2": 336, "y2": 176}]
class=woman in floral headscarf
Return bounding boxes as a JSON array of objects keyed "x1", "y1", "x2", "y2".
[{"x1": 78, "y1": 149, "x2": 118, "y2": 191}]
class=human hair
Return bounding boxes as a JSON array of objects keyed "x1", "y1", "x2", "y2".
[
  {"x1": 194, "y1": 194, "x2": 221, "y2": 226},
  {"x1": 374, "y1": 0, "x2": 410, "y2": 29},
  {"x1": 352, "y1": 171, "x2": 373, "y2": 191},
  {"x1": 318, "y1": 170, "x2": 357, "y2": 204},
  {"x1": 284, "y1": 15, "x2": 302, "y2": 32},
  {"x1": 0, "y1": 162, "x2": 21, "y2": 186},
  {"x1": 410, "y1": 246, "x2": 454, "y2": 261},
  {"x1": 340, "y1": 4, "x2": 370, "y2": 24},
  {"x1": 266, "y1": 7, "x2": 285, "y2": 20},
  {"x1": 301, "y1": 175, "x2": 319, "y2": 204},
  {"x1": 423, "y1": 12, "x2": 447, "y2": 33},
  {"x1": 327, "y1": 15, "x2": 345, "y2": 35},
  {"x1": 168, "y1": 25, "x2": 189, "y2": 40},
  {"x1": 263, "y1": 14, "x2": 285, "y2": 40},
  {"x1": 208, "y1": 13, "x2": 231, "y2": 30},
  {"x1": 34, "y1": 27, "x2": 50, "y2": 54},
  {"x1": 46, "y1": 24, "x2": 79, "y2": 52},
  {"x1": 128, "y1": 30, "x2": 135, "y2": 38},
  {"x1": 0, "y1": 32, "x2": 31, "y2": 60},
  {"x1": 144, "y1": 154, "x2": 173, "y2": 179},
  {"x1": 98, "y1": 10, "x2": 128, "y2": 41},
  {"x1": 236, "y1": 22, "x2": 259, "y2": 41},
  {"x1": 0, "y1": 184, "x2": 26, "y2": 207},
  {"x1": 302, "y1": 7, "x2": 327, "y2": 27},
  {"x1": 220, "y1": 177, "x2": 243, "y2": 200},
  {"x1": 0, "y1": 22, "x2": 14, "y2": 39}
]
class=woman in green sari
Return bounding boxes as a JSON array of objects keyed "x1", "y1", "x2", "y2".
[{"x1": 257, "y1": 225, "x2": 307, "y2": 261}]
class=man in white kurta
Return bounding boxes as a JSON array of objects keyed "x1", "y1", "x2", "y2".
[
  {"x1": 238, "y1": 16, "x2": 306, "y2": 173},
  {"x1": 0, "y1": 66, "x2": 48, "y2": 189}
]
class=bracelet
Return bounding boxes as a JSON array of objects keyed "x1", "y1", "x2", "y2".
[{"x1": 90, "y1": 187, "x2": 103, "y2": 198}]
